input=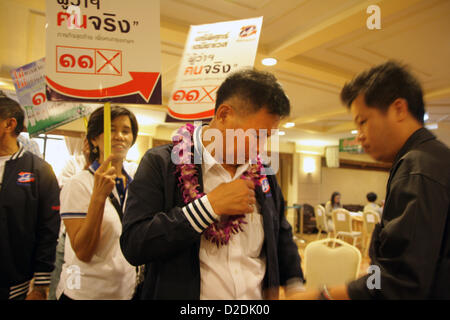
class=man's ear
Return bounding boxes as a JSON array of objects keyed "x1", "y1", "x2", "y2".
[
  {"x1": 391, "y1": 98, "x2": 409, "y2": 122},
  {"x1": 5, "y1": 118, "x2": 18, "y2": 135},
  {"x1": 214, "y1": 104, "x2": 234, "y2": 124}
]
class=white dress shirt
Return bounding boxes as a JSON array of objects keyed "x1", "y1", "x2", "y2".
[{"x1": 194, "y1": 126, "x2": 266, "y2": 300}]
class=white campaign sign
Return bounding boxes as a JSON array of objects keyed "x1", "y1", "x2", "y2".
[
  {"x1": 167, "y1": 17, "x2": 263, "y2": 121},
  {"x1": 45, "y1": 0, "x2": 161, "y2": 105},
  {"x1": 10, "y1": 58, "x2": 98, "y2": 137}
]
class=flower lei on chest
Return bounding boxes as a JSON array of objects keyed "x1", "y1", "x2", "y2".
[{"x1": 173, "y1": 123, "x2": 265, "y2": 247}]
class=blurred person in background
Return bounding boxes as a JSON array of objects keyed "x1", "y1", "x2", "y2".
[
  {"x1": 324, "y1": 191, "x2": 342, "y2": 231},
  {"x1": 364, "y1": 192, "x2": 382, "y2": 218}
]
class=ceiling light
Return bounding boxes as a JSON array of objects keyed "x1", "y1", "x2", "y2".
[
  {"x1": 303, "y1": 157, "x2": 316, "y2": 173},
  {"x1": 262, "y1": 58, "x2": 277, "y2": 66},
  {"x1": 351, "y1": 130, "x2": 358, "y2": 134},
  {"x1": 284, "y1": 122, "x2": 295, "y2": 128},
  {"x1": 278, "y1": 130, "x2": 286, "y2": 136}
]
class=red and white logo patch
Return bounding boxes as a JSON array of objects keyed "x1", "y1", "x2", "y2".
[
  {"x1": 17, "y1": 172, "x2": 35, "y2": 184},
  {"x1": 260, "y1": 177, "x2": 270, "y2": 193}
]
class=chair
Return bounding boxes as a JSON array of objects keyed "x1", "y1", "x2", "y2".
[
  {"x1": 314, "y1": 205, "x2": 330, "y2": 239},
  {"x1": 362, "y1": 210, "x2": 381, "y2": 257},
  {"x1": 304, "y1": 238, "x2": 361, "y2": 290},
  {"x1": 332, "y1": 208, "x2": 362, "y2": 247}
]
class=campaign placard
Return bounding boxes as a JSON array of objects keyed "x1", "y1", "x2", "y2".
[
  {"x1": 45, "y1": 0, "x2": 161, "y2": 104},
  {"x1": 10, "y1": 58, "x2": 98, "y2": 137},
  {"x1": 166, "y1": 17, "x2": 263, "y2": 122}
]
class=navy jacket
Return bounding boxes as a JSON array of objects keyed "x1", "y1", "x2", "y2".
[
  {"x1": 0, "y1": 148, "x2": 60, "y2": 299},
  {"x1": 348, "y1": 128, "x2": 450, "y2": 299},
  {"x1": 121, "y1": 144, "x2": 303, "y2": 299}
]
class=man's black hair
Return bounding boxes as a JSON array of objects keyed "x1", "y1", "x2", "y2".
[
  {"x1": 0, "y1": 91, "x2": 24, "y2": 136},
  {"x1": 366, "y1": 192, "x2": 377, "y2": 203},
  {"x1": 214, "y1": 69, "x2": 290, "y2": 117},
  {"x1": 340, "y1": 60, "x2": 425, "y2": 124}
]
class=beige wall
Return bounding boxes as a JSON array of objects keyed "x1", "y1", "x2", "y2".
[
  {"x1": 320, "y1": 167, "x2": 388, "y2": 206},
  {"x1": 294, "y1": 153, "x2": 389, "y2": 207},
  {"x1": 297, "y1": 154, "x2": 322, "y2": 206}
]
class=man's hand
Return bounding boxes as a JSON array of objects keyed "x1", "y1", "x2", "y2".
[
  {"x1": 25, "y1": 286, "x2": 48, "y2": 300},
  {"x1": 207, "y1": 179, "x2": 256, "y2": 215}
]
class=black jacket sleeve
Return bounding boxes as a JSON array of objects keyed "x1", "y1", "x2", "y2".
[
  {"x1": 273, "y1": 178, "x2": 304, "y2": 285},
  {"x1": 348, "y1": 173, "x2": 449, "y2": 299},
  {"x1": 33, "y1": 161, "x2": 61, "y2": 286},
  {"x1": 120, "y1": 149, "x2": 217, "y2": 266}
]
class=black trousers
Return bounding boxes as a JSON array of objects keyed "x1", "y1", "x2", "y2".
[{"x1": 58, "y1": 292, "x2": 74, "y2": 300}]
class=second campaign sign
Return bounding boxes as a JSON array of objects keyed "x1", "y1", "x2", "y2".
[
  {"x1": 167, "y1": 17, "x2": 263, "y2": 122},
  {"x1": 45, "y1": 0, "x2": 161, "y2": 105}
]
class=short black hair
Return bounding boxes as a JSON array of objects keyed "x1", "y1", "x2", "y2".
[
  {"x1": 367, "y1": 192, "x2": 377, "y2": 202},
  {"x1": 215, "y1": 69, "x2": 290, "y2": 117},
  {"x1": 340, "y1": 60, "x2": 425, "y2": 124},
  {"x1": 86, "y1": 106, "x2": 139, "y2": 162},
  {"x1": 0, "y1": 91, "x2": 24, "y2": 136}
]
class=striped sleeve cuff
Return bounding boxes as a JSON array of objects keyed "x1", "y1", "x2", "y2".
[
  {"x1": 9, "y1": 280, "x2": 30, "y2": 299},
  {"x1": 182, "y1": 195, "x2": 219, "y2": 233},
  {"x1": 61, "y1": 212, "x2": 87, "y2": 219},
  {"x1": 33, "y1": 272, "x2": 52, "y2": 285}
]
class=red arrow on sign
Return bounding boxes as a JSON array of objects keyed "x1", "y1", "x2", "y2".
[{"x1": 46, "y1": 72, "x2": 160, "y2": 101}]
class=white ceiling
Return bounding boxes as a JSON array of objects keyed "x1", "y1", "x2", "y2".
[{"x1": 1, "y1": 0, "x2": 449, "y2": 147}]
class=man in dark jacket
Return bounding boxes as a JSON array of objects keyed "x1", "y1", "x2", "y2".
[
  {"x1": 290, "y1": 61, "x2": 450, "y2": 300},
  {"x1": 121, "y1": 70, "x2": 304, "y2": 300},
  {"x1": 0, "y1": 93, "x2": 60, "y2": 300}
]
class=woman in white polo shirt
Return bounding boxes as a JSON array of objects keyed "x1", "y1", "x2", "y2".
[{"x1": 56, "y1": 106, "x2": 138, "y2": 300}]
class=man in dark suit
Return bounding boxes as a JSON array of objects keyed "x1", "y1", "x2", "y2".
[
  {"x1": 290, "y1": 61, "x2": 450, "y2": 300},
  {"x1": 120, "y1": 69, "x2": 304, "y2": 300}
]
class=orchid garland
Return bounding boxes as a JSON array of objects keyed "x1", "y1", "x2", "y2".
[{"x1": 173, "y1": 123, "x2": 265, "y2": 247}]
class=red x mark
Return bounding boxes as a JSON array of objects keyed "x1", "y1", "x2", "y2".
[
  {"x1": 198, "y1": 86, "x2": 218, "y2": 103},
  {"x1": 96, "y1": 51, "x2": 121, "y2": 74}
]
